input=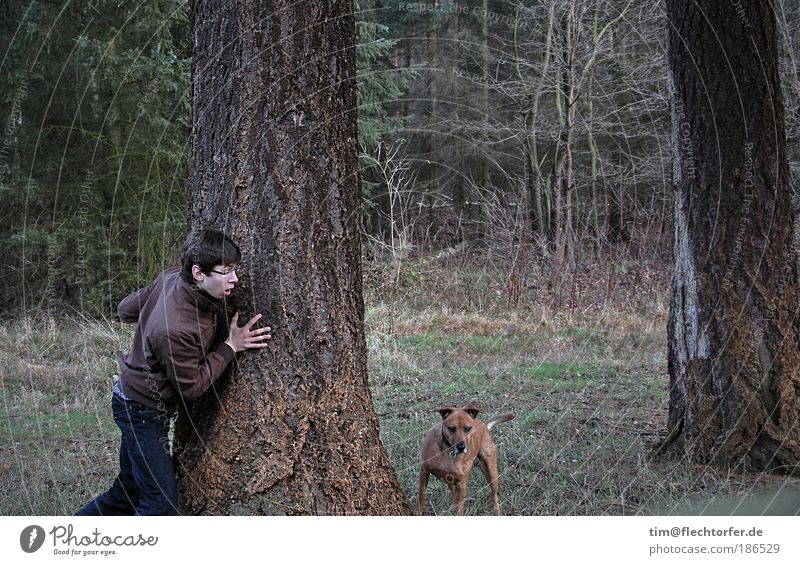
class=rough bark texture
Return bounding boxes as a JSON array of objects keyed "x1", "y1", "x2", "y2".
[
  {"x1": 176, "y1": 0, "x2": 410, "y2": 514},
  {"x1": 665, "y1": 0, "x2": 800, "y2": 472}
]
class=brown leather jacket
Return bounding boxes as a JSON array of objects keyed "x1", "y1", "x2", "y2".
[{"x1": 116, "y1": 267, "x2": 235, "y2": 413}]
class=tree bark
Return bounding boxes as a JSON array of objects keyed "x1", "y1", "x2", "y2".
[
  {"x1": 176, "y1": 0, "x2": 410, "y2": 514},
  {"x1": 664, "y1": 0, "x2": 800, "y2": 472},
  {"x1": 552, "y1": 2, "x2": 577, "y2": 267},
  {"x1": 517, "y1": 0, "x2": 555, "y2": 242}
]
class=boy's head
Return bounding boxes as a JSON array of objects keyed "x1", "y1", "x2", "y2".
[{"x1": 180, "y1": 229, "x2": 241, "y2": 285}]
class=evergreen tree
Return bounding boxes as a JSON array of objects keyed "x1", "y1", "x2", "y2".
[{"x1": 0, "y1": 0, "x2": 191, "y2": 313}]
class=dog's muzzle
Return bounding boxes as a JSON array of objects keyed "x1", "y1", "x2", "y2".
[{"x1": 450, "y1": 442, "x2": 467, "y2": 458}]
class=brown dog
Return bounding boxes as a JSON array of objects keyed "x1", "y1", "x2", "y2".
[{"x1": 418, "y1": 403, "x2": 514, "y2": 515}]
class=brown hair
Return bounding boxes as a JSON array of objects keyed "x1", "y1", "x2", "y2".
[{"x1": 179, "y1": 229, "x2": 241, "y2": 284}]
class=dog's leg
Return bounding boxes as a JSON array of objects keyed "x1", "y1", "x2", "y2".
[
  {"x1": 417, "y1": 467, "x2": 430, "y2": 516},
  {"x1": 449, "y1": 480, "x2": 467, "y2": 515},
  {"x1": 478, "y1": 454, "x2": 502, "y2": 515}
]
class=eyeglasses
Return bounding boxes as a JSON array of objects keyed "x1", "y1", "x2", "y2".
[{"x1": 208, "y1": 268, "x2": 237, "y2": 277}]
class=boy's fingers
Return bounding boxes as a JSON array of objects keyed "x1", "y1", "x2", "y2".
[
  {"x1": 244, "y1": 313, "x2": 263, "y2": 330},
  {"x1": 242, "y1": 336, "x2": 270, "y2": 347}
]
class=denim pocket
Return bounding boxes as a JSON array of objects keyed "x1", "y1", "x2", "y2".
[{"x1": 112, "y1": 395, "x2": 167, "y2": 427}]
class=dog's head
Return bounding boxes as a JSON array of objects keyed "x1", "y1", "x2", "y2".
[{"x1": 437, "y1": 403, "x2": 481, "y2": 458}]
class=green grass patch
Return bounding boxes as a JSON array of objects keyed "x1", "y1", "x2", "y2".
[
  {"x1": 506, "y1": 362, "x2": 611, "y2": 391},
  {"x1": 2, "y1": 411, "x2": 112, "y2": 441},
  {"x1": 396, "y1": 333, "x2": 527, "y2": 355},
  {"x1": 556, "y1": 326, "x2": 598, "y2": 340},
  {"x1": 517, "y1": 361, "x2": 590, "y2": 380},
  {"x1": 3, "y1": 259, "x2": 798, "y2": 516}
]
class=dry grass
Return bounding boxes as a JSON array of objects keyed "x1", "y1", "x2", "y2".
[
  {"x1": 2, "y1": 251, "x2": 799, "y2": 515},
  {"x1": 0, "y1": 313, "x2": 131, "y2": 514}
]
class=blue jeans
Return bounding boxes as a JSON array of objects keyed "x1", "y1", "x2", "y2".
[{"x1": 76, "y1": 393, "x2": 177, "y2": 516}]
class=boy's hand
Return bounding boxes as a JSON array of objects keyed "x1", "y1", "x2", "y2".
[{"x1": 225, "y1": 313, "x2": 271, "y2": 353}]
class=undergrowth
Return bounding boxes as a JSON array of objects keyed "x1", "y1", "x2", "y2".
[{"x1": 2, "y1": 248, "x2": 798, "y2": 515}]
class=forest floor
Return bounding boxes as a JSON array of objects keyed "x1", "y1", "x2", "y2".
[{"x1": 2, "y1": 249, "x2": 799, "y2": 515}]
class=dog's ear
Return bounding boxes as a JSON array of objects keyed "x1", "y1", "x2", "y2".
[
  {"x1": 436, "y1": 406, "x2": 456, "y2": 419},
  {"x1": 464, "y1": 403, "x2": 481, "y2": 419}
]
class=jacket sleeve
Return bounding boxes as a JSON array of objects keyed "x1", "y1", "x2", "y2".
[
  {"x1": 155, "y1": 330, "x2": 237, "y2": 401},
  {"x1": 117, "y1": 273, "x2": 163, "y2": 323}
]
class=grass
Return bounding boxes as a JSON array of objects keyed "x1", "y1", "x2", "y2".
[
  {"x1": 366, "y1": 305, "x2": 672, "y2": 515},
  {"x1": 0, "y1": 315, "x2": 125, "y2": 514},
  {"x1": 2, "y1": 253, "x2": 799, "y2": 515}
]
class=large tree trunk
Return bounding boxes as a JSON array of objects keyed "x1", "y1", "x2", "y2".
[
  {"x1": 176, "y1": 0, "x2": 410, "y2": 515},
  {"x1": 664, "y1": 0, "x2": 800, "y2": 472}
]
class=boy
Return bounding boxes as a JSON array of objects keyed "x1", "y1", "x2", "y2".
[{"x1": 76, "y1": 229, "x2": 271, "y2": 515}]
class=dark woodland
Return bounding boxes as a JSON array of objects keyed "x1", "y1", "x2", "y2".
[{"x1": 3, "y1": 0, "x2": 800, "y2": 516}]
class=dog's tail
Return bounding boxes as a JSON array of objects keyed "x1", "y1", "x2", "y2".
[{"x1": 486, "y1": 413, "x2": 515, "y2": 430}]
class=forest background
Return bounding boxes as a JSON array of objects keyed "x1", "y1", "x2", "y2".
[{"x1": 2, "y1": 0, "x2": 800, "y2": 515}]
